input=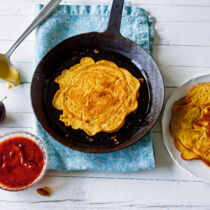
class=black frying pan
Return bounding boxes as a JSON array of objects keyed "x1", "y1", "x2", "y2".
[{"x1": 31, "y1": 0, "x2": 164, "y2": 153}]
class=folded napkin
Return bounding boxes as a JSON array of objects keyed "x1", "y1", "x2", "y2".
[{"x1": 34, "y1": 4, "x2": 155, "y2": 172}]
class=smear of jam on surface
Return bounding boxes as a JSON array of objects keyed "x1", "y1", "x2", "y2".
[
  {"x1": 0, "y1": 137, "x2": 44, "y2": 188},
  {"x1": 37, "y1": 186, "x2": 51, "y2": 196}
]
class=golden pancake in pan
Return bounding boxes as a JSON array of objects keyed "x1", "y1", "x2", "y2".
[
  {"x1": 52, "y1": 57, "x2": 141, "y2": 136},
  {"x1": 170, "y1": 83, "x2": 210, "y2": 167}
]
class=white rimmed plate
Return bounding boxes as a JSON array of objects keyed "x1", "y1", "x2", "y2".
[{"x1": 162, "y1": 74, "x2": 210, "y2": 182}]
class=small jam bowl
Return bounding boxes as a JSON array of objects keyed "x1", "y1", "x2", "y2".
[{"x1": 0, "y1": 131, "x2": 48, "y2": 191}]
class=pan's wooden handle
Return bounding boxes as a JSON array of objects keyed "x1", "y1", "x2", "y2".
[{"x1": 104, "y1": 0, "x2": 124, "y2": 36}]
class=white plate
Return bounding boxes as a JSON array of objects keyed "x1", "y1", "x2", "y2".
[{"x1": 162, "y1": 74, "x2": 210, "y2": 182}]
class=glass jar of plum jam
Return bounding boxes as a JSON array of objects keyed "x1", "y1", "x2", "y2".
[{"x1": 0, "y1": 131, "x2": 48, "y2": 191}]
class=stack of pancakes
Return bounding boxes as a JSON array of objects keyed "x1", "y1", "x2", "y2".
[
  {"x1": 170, "y1": 83, "x2": 210, "y2": 166},
  {"x1": 53, "y1": 57, "x2": 140, "y2": 136}
]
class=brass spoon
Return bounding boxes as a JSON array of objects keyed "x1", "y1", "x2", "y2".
[{"x1": 0, "y1": 0, "x2": 61, "y2": 88}]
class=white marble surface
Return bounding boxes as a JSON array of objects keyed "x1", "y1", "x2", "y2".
[{"x1": 0, "y1": 0, "x2": 210, "y2": 209}]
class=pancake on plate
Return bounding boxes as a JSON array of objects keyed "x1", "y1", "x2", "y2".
[
  {"x1": 170, "y1": 82, "x2": 210, "y2": 167},
  {"x1": 52, "y1": 57, "x2": 141, "y2": 136}
]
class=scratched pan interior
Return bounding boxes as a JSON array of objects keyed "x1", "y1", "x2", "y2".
[{"x1": 31, "y1": 32, "x2": 164, "y2": 153}]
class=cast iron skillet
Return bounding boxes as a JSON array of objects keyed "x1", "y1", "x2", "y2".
[{"x1": 31, "y1": 0, "x2": 164, "y2": 153}]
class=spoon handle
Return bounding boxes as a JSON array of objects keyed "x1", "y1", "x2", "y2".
[{"x1": 6, "y1": 0, "x2": 61, "y2": 57}]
